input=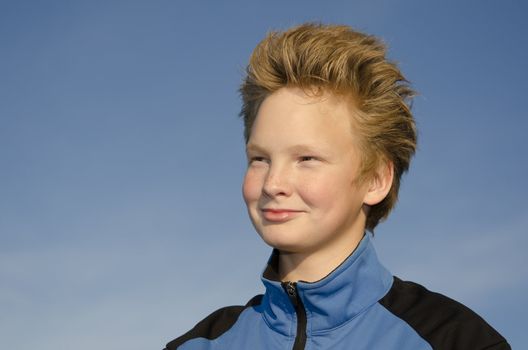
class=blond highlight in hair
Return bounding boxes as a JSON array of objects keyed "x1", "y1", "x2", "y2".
[{"x1": 239, "y1": 23, "x2": 417, "y2": 231}]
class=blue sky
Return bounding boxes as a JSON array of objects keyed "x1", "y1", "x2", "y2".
[{"x1": 1, "y1": 1, "x2": 527, "y2": 349}]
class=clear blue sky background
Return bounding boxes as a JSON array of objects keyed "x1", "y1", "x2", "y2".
[{"x1": 1, "y1": 1, "x2": 527, "y2": 349}]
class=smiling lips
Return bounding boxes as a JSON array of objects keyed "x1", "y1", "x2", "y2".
[{"x1": 261, "y1": 208, "x2": 303, "y2": 222}]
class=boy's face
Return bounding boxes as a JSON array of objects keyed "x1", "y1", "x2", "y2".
[{"x1": 243, "y1": 87, "x2": 371, "y2": 254}]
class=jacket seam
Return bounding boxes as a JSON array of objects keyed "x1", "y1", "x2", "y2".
[{"x1": 377, "y1": 299, "x2": 434, "y2": 348}]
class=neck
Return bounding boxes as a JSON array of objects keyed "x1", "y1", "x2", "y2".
[{"x1": 278, "y1": 221, "x2": 366, "y2": 283}]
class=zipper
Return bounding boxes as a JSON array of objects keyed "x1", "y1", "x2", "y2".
[{"x1": 282, "y1": 281, "x2": 307, "y2": 350}]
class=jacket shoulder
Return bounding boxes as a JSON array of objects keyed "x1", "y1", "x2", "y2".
[
  {"x1": 379, "y1": 277, "x2": 510, "y2": 350},
  {"x1": 164, "y1": 294, "x2": 263, "y2": 350}
]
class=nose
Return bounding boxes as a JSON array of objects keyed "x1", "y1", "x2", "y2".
[{"x1": 262, "y1": 164, "x2": 292, "y2": 198}]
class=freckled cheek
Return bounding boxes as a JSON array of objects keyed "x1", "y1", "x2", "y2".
[
  {"x1": 296, "y1": 180, "x2": 330, "y2": 207},
  {"x1": 297, "y1": 176, "x2": 340, "y2": 209}
]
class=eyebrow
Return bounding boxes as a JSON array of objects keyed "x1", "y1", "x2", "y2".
[
  {"x1": 245, "y1": 143, "x2": 267, "y2": 154},
  {"x1": 246, "y1": 143, "x2": 328, "y2": 155}
]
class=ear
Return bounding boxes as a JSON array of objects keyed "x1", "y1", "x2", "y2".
[{"x1": 363, "y1": 161, "x2": 394, "y2": 206}]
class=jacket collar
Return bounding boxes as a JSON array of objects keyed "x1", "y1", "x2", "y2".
[{"x1": 260, "y1": 233, "x2": 393, "y2": 335}]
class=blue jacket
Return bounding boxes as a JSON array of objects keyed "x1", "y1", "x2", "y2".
[{"x1": 166, "y1": 234, "x2": 510, "y2": 349}]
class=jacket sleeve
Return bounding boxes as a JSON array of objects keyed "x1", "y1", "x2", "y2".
[{"x1": 482, "y1": 340, "x2": 511, "y2": 350}]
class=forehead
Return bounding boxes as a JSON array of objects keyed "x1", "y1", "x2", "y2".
[{"x1": 247, "y1": 87, "x2": 362, "y2": 152}]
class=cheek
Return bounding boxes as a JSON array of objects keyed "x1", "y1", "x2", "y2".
[
  {"x1": 299, "y1": 172, "x2": 349, "y2": 210},
  {"x1": 297, "y1": 175, "x2": 334, "y2": 208},
  {"x1": 242, "y1": 170, "x2": 262, "y2": 204}
]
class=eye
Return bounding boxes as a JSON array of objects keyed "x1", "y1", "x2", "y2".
[
  {"x1": 248, "y1": 156, "x2": 269, "y2": 165},
  {"x1": 299, "y1": 156, "x2": 318, "y2": 162}
]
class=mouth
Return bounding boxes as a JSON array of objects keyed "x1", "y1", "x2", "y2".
[{"x1": 260, "y1": 208, "x2": 303, "y2": 223}]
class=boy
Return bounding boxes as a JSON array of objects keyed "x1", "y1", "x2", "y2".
[{"x1": 165, "y1": 23, "x2": 510, "y2": 349}]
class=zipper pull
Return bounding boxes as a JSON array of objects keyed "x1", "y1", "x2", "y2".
[{"x1": 284, "y1": 281, "x2": 298, "y2": 307}]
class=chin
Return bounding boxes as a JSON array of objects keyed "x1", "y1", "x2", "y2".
[{"x1": 257, "y1": 229, "x2": 309, "y2": 253}]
